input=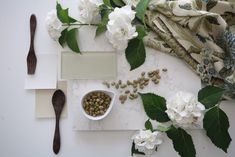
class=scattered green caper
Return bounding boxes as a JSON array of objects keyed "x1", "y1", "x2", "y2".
[
  {"x1": 101, "y1": 69, "x2": 162, "y2": 104},
  {"x1": 120, "y1": 84, "x2": 127, "y2": 88},
  {"x1": 152, "y1": 78, "x2": 157, "y2": 82},
  {"x1": 102, "y1": 81, "x2": 110, "y2": 88},
  {"x1": 162, "y1": 68, "x2": 167, "y2": 72},
  {"x1": 125, "y1": 90, "x2": 130, "y2": 94},
  {"x1": 115, "y1": 84, "x2": 119, "y2": 89},
  {"x1": 127, "y1": 80, "x2": 132, "y2": 85},
  {"x1": 133, "y1": 88, "x2": 138, "y2": 93},
  {"x1": 129, "y1": 95, "x2": 134, "y2": 100},
  {"x1": 154, "y1": 80, "x2": 160, "y2": 84}
]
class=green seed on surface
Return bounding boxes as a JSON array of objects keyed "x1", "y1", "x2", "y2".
[
  {"x1": 162, "y1": 68, "x2": 167, "y2": 72},
  {"x1": 115, "y1": 84, "x2": 119, "y2": 89},
  {"x1": 127, "y1": 80, "x2": 132, "y2": 85},
  {"x1": 151, "y1": 77, "x2": 157, "y2": 81},
  {"x1": 133, "y1": 88, "x2": 138, "y2": 93},
  {"x1": 120, "y1": 84, "x2": 127, "y2": 88},
  {"x1": 125, "y1": 90, "x2": 130, "y2": 94}
]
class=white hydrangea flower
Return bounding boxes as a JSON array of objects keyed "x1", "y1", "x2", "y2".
[
  {"x1": 106, "y1": 5, "x2": 138, "y2": 50},
  {"x1": 45, "y1": 10, "x2": 62, "y2": 41},
  {"x1": 132, "y1": 130, "x2": 163, "y2": 155},
  {"x1": 78, "y1": 0, "x2": 102, "y2": 24},
  {"x1": 165, "y1": 91, "x2": 205, "y2": 128}
]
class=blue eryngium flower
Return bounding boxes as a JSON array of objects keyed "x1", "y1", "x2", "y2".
[{"x1": 216, "y1": 30, "x2": 235, "y2": 59}]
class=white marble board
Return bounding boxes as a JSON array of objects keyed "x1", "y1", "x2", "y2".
[{"x1": 68, "y1": 32, "x2": 201, "y2": 130}]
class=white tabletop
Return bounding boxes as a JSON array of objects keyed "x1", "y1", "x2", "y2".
[{"x1": 0, "y1": 0, "x2": 234, "y2": 157}]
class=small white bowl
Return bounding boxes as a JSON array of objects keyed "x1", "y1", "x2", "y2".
[{"x1": 81, "y1": 90, "x2": 115, "y2": 120}]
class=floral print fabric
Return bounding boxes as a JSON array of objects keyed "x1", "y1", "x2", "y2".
[{"x1": 124, "y1": 0, "x2": 235, "y2": 98}]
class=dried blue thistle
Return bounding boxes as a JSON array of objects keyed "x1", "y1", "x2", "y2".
[
  {"x1": 216, "y1": 30, "x2": 235, "y2": 59},
  {"x1": 208, "y1": 67, "x2": 216, "y2": 76}
]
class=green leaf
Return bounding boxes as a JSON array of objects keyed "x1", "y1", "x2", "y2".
[
  {"x1": 157, "y1": 125, "x2": 171, "y2": 132},
  {"x1": 56, "y1": 2, "x2": 77, "y2": 24},
  {"x1": 203, "y1": 106, "x2": 231, "y2": 152},
  {"x1": 139, "y1": 93, "x2": 170, "y2": 122},
  {"x1": 66, "y1": 28, "x2": 81, "y2": 53},
  {"x1": 206, "y1": 0, "x2": 218, "y2": 11},
  {"x1": 96, "y1": 7, "x2": 111, "y2": 36},
  {"x1": 206, "y1": 16, "x2": 220, "y2": 25},
  {"x1": 135, "y1": 0, "x2": 150, "y2": 24},
  {"x1": 198, "y1": 86, "x2": 224, "y2": 109},
  {"x1": 96, "y1": 24, "x2": 107, "y2": 36},
  {"x1": 145, "y1": 119, "x2": 153, "y2": 131},
  {"x1": 131, "y1": 142, "x2": 145, "y2": 156},
  {"x1": 167, "y1": 126, "x2": 196, "y2": 157},
  {"x1": 111, "y1": 0, "x2": 125, "y2": 7},
  {"x1": 125, "y1": 38, "x2": 146, "y2": 70},
  {"x1": 136, "y1": 25, "x2": 147, "y2": 39},
  {"x1": 59, "y1": 28, "x2": 68, "y2": 47},
  {"x1": 103, "y1": 0, "x2": 112, "y2": 7}
]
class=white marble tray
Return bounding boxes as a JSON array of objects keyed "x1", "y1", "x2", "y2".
[{"x1": 69, "y1": 48, "x2": 201, "y2": 131}]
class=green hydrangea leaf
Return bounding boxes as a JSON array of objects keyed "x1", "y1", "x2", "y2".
[
  {"x1": 96, "y1": 6, "x2": 111, "y2": 36},
  {"x1": 167, "y1": 126, "x2": 196, "y2": 157},
  {"x1": 59, "y1": 28, "x2": 68, "y2": 47},
  {"x1": 111, "y1": 0, "x2": 125, "y2": 7},
  {"x1": 66, "y1": 28, "x2": 81, "y2": 53},
  {"x1": 125, "y1": 38, "x2": 146, "y2": 70},
  {"x1": 157, "y1": 125, "x2": 171, "y2": 132},
  {"x1": 198, "y1": 86, "x2": 224, "y2": 109},
  {"x1": 96, "y1": 24, "x2": 107, "y2": 37},
  {"x1": 139, "y1": 93, "x2": 170, "y2": 122},
  {"x1": 145, "y1": 119, "x2": 153, "y2": 131},
  {"x1": 136, "y1": 25, "x2": 147, "y2": 39},
  {"x1": 203, "y1": 106, "x2": 231, "y2": 152},
  {"x1": 135, "y1": 0, "x2": 150, "y2": 24},
  {"x1": 103, "y1": 0, "x2": 112, "y2": 7},
  {"x1": 56, "y1": 2, "x2": 77, "y2": 24}
]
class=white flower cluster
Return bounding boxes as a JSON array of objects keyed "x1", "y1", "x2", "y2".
[
  {"x1": 106, "y1": 5, "x2": 138, "y2": 50},
  {"x1": 78, "y1": 0, "x2": 102, "y2": 24},
  {"x1": 45, "y1": 10, "x2": 62, "y2": 41},
  {"x1": 46, "y1": 1, "x2": 138, "y2": 50},
  {"x1": 165, "y1": 91, "x2": 205, "y2": 128},
  {"x1": 132, "y1": 130, "x2": 163, "y2": 155}
]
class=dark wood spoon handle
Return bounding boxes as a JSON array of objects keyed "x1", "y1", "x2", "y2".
[
  {"x1": 53, "y1": 118, "x2": 61, "y2": 154},
  {"x1": 29, "y1": 14, "x2": 36, "y2": 51}
]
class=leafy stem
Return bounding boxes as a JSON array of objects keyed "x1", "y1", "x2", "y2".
[{"x1": 62, "y1": 23, "x2": 99, "y2": 27}]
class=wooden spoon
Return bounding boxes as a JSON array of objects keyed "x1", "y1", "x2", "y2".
[{"x1": 52, "y1": 89, "x2": 66, "y2": 154}]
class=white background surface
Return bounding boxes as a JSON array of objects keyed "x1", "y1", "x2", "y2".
[{"x1": 0, "y1": 0, "x2": 235, "y2": 157}]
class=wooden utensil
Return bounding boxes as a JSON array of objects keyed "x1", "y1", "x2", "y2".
[
  {"x1": 27, "y1": 14, "x2": 37, "y2": 74},
  {"x1": 52, "y1": 89, "x2": 66, "y2": 154}
]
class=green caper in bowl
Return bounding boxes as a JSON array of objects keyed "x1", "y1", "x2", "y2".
[{"x1": 81, "y1": 90, "x2": 115, "y2": 120}]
